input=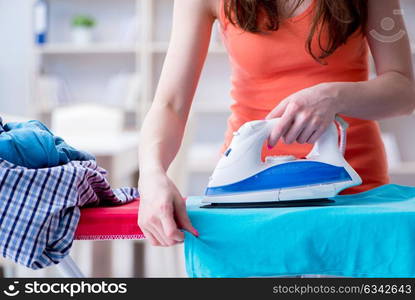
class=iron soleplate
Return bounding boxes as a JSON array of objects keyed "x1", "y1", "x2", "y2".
[{"x1": 200, "y1": 198, "x2": 335, "y2": 209}]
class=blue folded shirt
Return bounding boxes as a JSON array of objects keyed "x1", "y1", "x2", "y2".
[
  {"x1": 184, "y1": 184, "x2": 415, "y2": 278},
  {"x1": 0, "y1": 118, "x2": 95, "y2": 168}
]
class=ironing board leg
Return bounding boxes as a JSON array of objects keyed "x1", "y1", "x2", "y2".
[
  {"x1": 3, "y1": 260, "x2": 16, "y2": 277},
  {"x1": 58, "y1": 255, "x2": 85, "y2": 278}
]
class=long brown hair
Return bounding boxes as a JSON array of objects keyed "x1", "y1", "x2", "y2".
[{"x1": 224, "y1": 0, "x2": 368, "y2": 62}]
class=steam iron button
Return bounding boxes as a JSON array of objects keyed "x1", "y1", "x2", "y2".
[{"x1": 265, "y1": 155, "x2": 296, "y2": 163}]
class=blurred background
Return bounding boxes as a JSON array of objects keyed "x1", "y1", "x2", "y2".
[{"x1": 0, "y1": 0, "x2": 414, "y2": 278}]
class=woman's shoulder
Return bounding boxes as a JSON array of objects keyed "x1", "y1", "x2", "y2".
[
  {"x1": 178, "y1": 0, "x2": 221, "y2": 19},
  {"x1": 209, "y1": 0, "x2": 222, "y2": 19}
]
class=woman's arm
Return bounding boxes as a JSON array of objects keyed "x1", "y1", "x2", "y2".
[
  {"x1": 138, "y1": 0, "x2": 216, "y2": 246},
  {"x1": 334, "y1": 0, "x2": 415, "y2": 119},
  {"x1": 267, "y1": 0, "x2": 415, "y2": 146}
]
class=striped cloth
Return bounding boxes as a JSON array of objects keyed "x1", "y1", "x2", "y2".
[{"x1": 0, "y1": 158, "x2": 138, "y2": 269}]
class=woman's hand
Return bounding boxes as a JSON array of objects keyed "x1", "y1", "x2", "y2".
[
  {"x1": 138, "y1": 172, "x2": 198, "y2": 247},
  {"x1": 266, "y1": 83, "x2": 338, "y2": 147}
]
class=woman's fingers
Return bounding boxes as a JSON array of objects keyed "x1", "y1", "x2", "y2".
[
  {"x1": 297, "y1": 116, "x2": 327, "y2": 144},
  {"x1": 148, "y1": 221, "x2": 172, "y2": 246},
  {"x1": 153, "y1": 199, "x2": 184, "y2": 246},
  {"x1": 283, "y1": 115, "x2": 308, "y2": 144},
  {"x1": 142, "y1": 229, "x2": 161, "y2": 247},
  {"x1": 174, "y1": 198, "x2": 199, "y2": 237},
  {"x1": 138, "y1": 207, "x2": 176, "y2": 246},
  {"x1": 297, "y1": 125, "x2": 316, "y2": 144},
  {"x1": 142, "y1": 197, "x2": 196, "y2": 247},
  {"x1": 160, "y1": 214, "x2": 185, "y2": 244},
  {"x1": 296, "y1": 116, "x2": 321, "y2": 144},
  {"x1": 268, "y1": 110, "x2": 294, "y2": 147},
  {"x1": 138, "y1": 174, "x2": 196, "y2": 247},
  {"x1": 307, "y1": 124, "x2": 328, "y2": 144},
  {"x1": 144, "y1": 216, "x2": 183, "y2": 247}
]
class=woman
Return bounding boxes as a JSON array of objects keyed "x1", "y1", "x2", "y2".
[{"x1": 138, "y1": 0, "x2": 415, "y2": 247}]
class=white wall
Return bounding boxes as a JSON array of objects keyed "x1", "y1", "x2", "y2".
[{"x1": 0, "y1": 0, "x2": 32, "y2": 116}]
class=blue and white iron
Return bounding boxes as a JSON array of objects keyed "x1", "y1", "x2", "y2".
[{"x1": 202, "y1": 116, "x2": 362, "y2": 207}]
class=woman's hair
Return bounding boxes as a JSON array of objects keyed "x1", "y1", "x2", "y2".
[{"x1": 224, "y1": 0, "x2": 368, "y2": 62}]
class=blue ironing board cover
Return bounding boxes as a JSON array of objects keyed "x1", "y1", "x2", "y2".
[{"x1": 184, "y1": 184, "x2": 415, "y2": 278}]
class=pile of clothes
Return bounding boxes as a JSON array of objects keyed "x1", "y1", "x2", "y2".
[
  {"x1": 0, "y1": 117, "x2": 95, "y2": 168},
  {"x1": 0, "y1": 117, "x2": 138, "y2": 269}
]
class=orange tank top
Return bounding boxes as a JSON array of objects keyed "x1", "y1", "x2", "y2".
[{"x1": 216, "y1": 0, "x2": 389, "y2": 194}]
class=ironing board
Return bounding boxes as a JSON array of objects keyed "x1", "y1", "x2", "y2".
[
  {"x1": 59, "y1": 199, "x2": 144, "y2": 277},
  {"x1": 184, "y1": 184, "x2": 415, "y2": 278}
]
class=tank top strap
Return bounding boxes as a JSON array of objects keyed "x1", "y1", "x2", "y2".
[{"x1": 217, "y1": 0, "x2": 230, "y2": 31}]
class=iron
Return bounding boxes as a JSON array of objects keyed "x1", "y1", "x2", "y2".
[{"x1": 201, "y1": 116, "x2": 361, "y2": 208}]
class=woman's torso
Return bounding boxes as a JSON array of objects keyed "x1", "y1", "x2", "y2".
[{"x1": 215, "y1": 0, "x2": 389, "y2": 194}]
